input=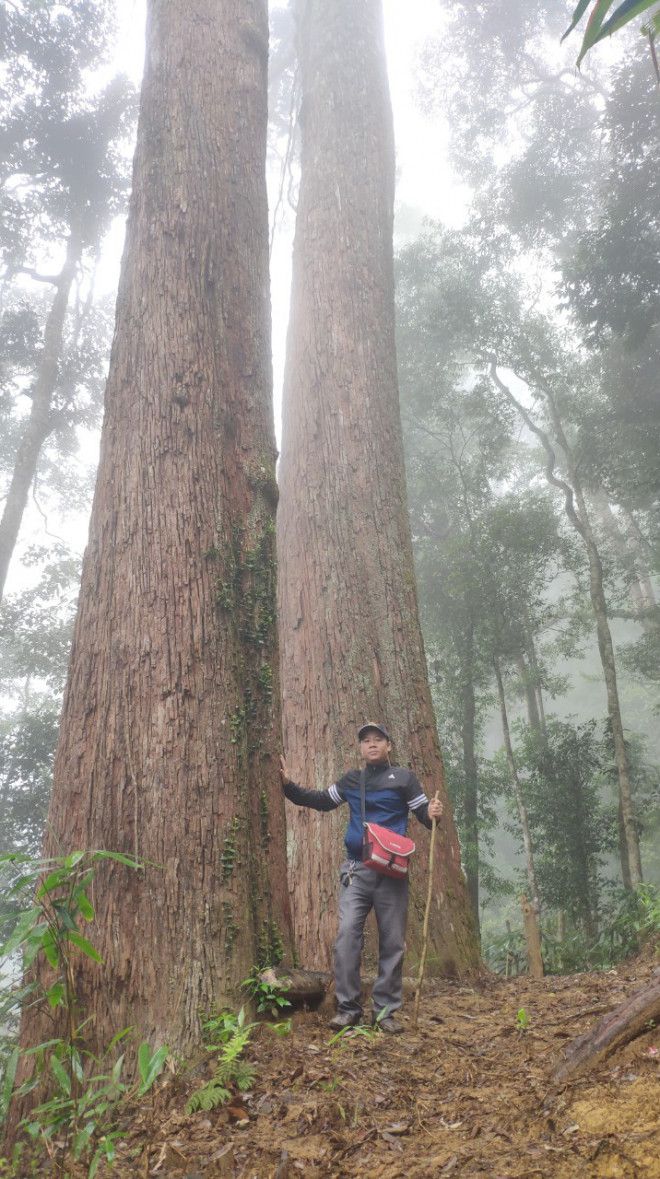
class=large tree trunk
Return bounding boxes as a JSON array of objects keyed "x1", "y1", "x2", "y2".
[
  {"x1": 277, "y1": 0, "x2": 478, "y2": 978},
  {"x1": 0, "y1": 229, "x2": 82, "y2": 601},
  {"x1": 11, "y1": 0, "x2": 292, "y2": 1106}
]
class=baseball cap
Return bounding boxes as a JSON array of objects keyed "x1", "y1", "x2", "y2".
[{"x1": 358, "y1": 723, "x2": 391, "y2": 742}]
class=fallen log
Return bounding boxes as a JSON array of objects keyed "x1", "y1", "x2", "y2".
[
  {"x1": 258, "y1": 967, "x2": 332, "y2": 1006},
  {"x1": 258, "y1": 967, "x2": 427, "y2": 1008},
  {"x1": 552, "y1": 973, "x2": 660, "y2": 1083}
]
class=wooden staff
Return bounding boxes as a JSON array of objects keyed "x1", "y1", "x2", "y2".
[{"x1": 412, "y1": 791, "x2": 440, "y2": 1030}]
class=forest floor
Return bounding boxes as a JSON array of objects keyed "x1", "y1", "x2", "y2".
[{"x1": 21, "y1": 943, "x2": 660, "y2": 1178}]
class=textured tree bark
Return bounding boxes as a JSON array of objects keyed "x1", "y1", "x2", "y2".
[
  {"x1": 0, "y1": 229, "x2": 82, "y2": 601},
  {"x1": 10, "y1": 0, "x2": 292, "y2": 1109},
  {"x1": 520, "y1": 895, "x2": 544, "y2": 980},
  {"x1": 277, "y1": 0, "x2": 479, "y2": 978}
]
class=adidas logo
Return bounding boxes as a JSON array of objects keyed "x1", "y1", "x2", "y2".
[{"x1": 388, "y1": 773, "x2": 396, "y2": 779}]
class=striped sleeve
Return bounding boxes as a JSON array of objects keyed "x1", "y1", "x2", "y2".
[
  {"x1": 283, "y1": 780, "x2": 344, "y2": 812},
  {"x1": 405, "y1": 774, "x2": 433, "y2": 829}
]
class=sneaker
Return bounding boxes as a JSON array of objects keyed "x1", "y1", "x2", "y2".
[
  {"x1": 373, "y1": 1013, "x2": 403, "y2": 1034},
  {"x1": 329, "y1": 1011, "x2": 362, "y2": 1031}
]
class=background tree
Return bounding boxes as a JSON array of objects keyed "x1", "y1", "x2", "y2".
[
  {"x1": 277, "y1": 0, "x2": 479, "y2": 977},
  {"x1": 0, "y1": 0, "x2": 136, "y2": 600}
]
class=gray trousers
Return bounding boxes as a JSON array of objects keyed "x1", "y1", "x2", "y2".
[{"x1": 334, "y1": 859, "x2": 409, "y2": 1017}]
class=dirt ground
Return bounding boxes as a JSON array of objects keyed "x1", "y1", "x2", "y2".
[
  {"x1": 13, "y1": 945, "x2": 660, "y2": 1178},
  {"x1": 99, "y1": 945, "x2": 660, "y2": 1179}
]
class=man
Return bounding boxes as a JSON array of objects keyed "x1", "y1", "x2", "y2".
[{"x1": 280, "y1": 723, "x2": 443, "y2": 1034}]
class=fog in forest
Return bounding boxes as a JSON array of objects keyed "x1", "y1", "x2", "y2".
[{"x1": 1, "y1": 0, "x2": 658, "y2": 994}]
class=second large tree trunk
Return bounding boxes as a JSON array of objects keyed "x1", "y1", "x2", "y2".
[{"x1": 277, "y1": 0, "x2": 478, "y2": 978}]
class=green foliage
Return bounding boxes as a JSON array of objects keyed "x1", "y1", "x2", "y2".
[
  {"x1": 186, "y1": 1007, "x2": 256, "y2": 1115},
  {"x1": 563, "y1": 0, "x2": 660, "y2": 69},
  {"x1": 508, "y1": 719, "x2": 616, "y2": 933},
  {"x1": 0, "y1": 850, "x2": 168, "y2": 1175},
  {"x1": 242, "y1": 969, "x2": 292, "y2": 1018},
  {"x1": 515, "y1": 1007, "x2": 531, "y2": 1031},
  {"x1": 484, "y1": 885, "x2": 660, "y2": 977}
]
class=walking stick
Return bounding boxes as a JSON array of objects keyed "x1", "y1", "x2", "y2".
[{"x1": 412, "y1": 791, "x2": 440, "y2": 1031}]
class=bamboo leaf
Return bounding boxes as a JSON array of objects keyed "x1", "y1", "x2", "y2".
[
  {"x1": 46, "y1": 982, "x2": 65, "y2": 1009},
  {"x1": 36, "y1": 869, "x2": 68, "y2": 899},
  {"x1": 64, "y1": 851, "x2": 86, "y2": 869},
  {"x1": 576, "y1": 0, "x2": 617, "y2": 64},
  {"x1": 562, "y1": 0, "x2": 597, "y2": 40},
  {"x1": 77, "y1": 892, "x2": 95, "y2": 921},
  {"x1": 65, "y1": 930, "x2": 103, "y2": 963},
  {"x1": 72, "y1": 1123, "x2": 95, "y2": 1158},
  {"x1": 1, "y1": 1047, "x2": 19, "y2": 1117},
  {"x1": 50, "y1": 1055, "x2": 71, "y2": 1095},
  {"x1": 596, "y1": 0, "x2": 659, "y2": 41},
  {"x1": 137, "y1": 1043, "x2": 169, "y2": 1095},
  {"x1": 0, "y1": 907, "x2": 40, "y2": 957},
  {"x1": 41, "y1": 929, "x2": 60, "y2": 969}
]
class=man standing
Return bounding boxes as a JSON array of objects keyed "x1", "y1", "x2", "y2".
[{"x1": 280, "y1": 723, "x2": 443, "y2": 1034}]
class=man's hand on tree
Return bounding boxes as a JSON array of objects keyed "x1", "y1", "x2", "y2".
[
  {"x1": 279, "y1": 755, "x2": 292, "y2": 786},
  {"x1": 428, "y1": 798, "x2": 443, "y2": 822}
]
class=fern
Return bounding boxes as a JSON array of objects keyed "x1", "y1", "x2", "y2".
[
  {"x1": 186, "y1": 1078, "x2": 231, "y2": 1113},
  {"x1": 186, "y1": 1023, "x2": 256, "y2": 1114}
]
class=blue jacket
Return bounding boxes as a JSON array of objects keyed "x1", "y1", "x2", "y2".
[{"x1": 283, "y1": 761, "x2": 433, "y2": 861}]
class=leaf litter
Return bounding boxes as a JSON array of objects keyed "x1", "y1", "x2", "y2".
[{"x1": 25, "y1": 942, "x2": 660, "y2": 1177}]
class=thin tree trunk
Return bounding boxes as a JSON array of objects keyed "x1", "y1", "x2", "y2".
[
  {"x1": 277, "y1": 0, "x2": 479, "y2": 978},
  {"x1": 0, "y1": 229, "x2": 82, "y2": 600},
  {"x1": 9, "y1": 0, "x2": 292, "y2": 1129},
  {"x1": 524, "y1": 617, "x2": 547, "y2": 737},
  {"x1": 461, "y1": 639, "x2": 480, "y2": 934},
  {"x1": 493, "y1": 656, "x2": 542, "y2": 921},
  {"x1": 515, "y1": 651, "x2": 542, "y2": 734},
  {"x1": 590, "y1": 488, "x2": 657, "y2": 633},
  {"x1": 489, "y1": 363, "x2": 642, "y2": 888}
]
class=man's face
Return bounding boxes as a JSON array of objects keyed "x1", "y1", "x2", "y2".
[{"x1": 360, "y1": 731, "x2": 392, "y2": 764}]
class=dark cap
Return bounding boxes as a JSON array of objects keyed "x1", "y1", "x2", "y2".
[{"x1": 358, "y1": 723, "x2": 391, "y2": 742}]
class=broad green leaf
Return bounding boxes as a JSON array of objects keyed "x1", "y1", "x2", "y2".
[
  {"x1": 111, "y1": 1053, "x2": 126, "y2": 1086},
  {"x1": 41, "y1": 929, "x2": 60, "y2": 969},
  {"x1": 1, "y1": 1047, "x2": 19, "y2": 1117},
  {"x1": 72, "y1": 1122, "x2": 95, "y2": 1158},
  {"x1": 46, "y1": 982, "x2": 66, "y2": 1009},
  {"x1": 65, "y1": 930, "x2": 103, "y2": 963},
  {"x1": 77, "y1": 892, "x2": 95, "y2": 921},
  {"x1": 137, "y1": 1043, "x2": 169, "y2": 1095},
  {"x1": 64, "y1": 851, "x2": 86, "y2": 869},
  {"x1": 0, "y1": 907, "x2": 41, "y2": 958},
  {"x1": 36, "y1": 869, "x2": 68, "y2": 898},
  {"x1": 105, "y1": 1026, "x2": 134, "y2": 1056},
  {"x1": 52, "y1": 902, "x2": 79, "y2": 933},
  {"x1": 50, "y1": 1056, "x2": 71, "y2": 1095},
  {"x1": 22, "y1": 922, "x2": 50, "y2": 968}
]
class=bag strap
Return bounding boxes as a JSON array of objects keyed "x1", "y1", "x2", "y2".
[{"x1": 360, "y1": 767, "x2": 367, "y2": 831}]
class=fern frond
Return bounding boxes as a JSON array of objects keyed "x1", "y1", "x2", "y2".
[{"x1": 185, "y1": 1078, "x2": 231, "y2": 1113}]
